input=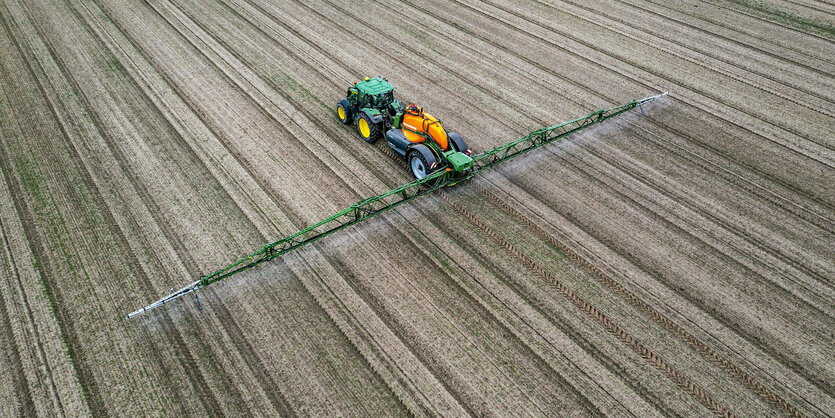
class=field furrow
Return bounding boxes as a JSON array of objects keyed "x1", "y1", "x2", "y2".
[{"x1": 1, "y1": 0, "x2": 832, "y2": 415}]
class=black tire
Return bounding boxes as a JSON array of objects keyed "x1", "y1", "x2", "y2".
[
  {"x1": 356, "y1": 112, "x2": 380, "y2": 143},
  {"x1": 407, "y1": 145, "x2": 438, "y2": 179},
  {"x1": 447, "y1": 132, "x2": 470, "y2": 154},
  {"x1": 336, "y1": 99, "x2": 353, "y2": 124}
]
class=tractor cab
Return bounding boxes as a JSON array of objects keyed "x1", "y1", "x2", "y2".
[{"x1": 349, "y1": 76, "x2": 396, "y2": 113}]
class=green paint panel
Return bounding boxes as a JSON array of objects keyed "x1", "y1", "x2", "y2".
[{"x1": 444, "y1": 151, "x2": 473, "y2": 172}]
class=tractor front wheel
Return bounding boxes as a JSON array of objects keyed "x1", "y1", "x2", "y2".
[
  {"x1": 357, "y1": 113, "x2": 379, "y2": 143},
  {"x1": 336, "y1": 99, "x2": 353, "y2": 124}
]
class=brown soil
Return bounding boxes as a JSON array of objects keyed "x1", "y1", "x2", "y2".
[{"x1": 1, "y1": 0, "x2": 832, "y2": 415}]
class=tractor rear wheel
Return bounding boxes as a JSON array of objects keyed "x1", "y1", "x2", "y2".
[
  {"x1": 336, "y1": 99, "x2": 352, "y2": 124},
  {"x1": 357, "y1": 113, "x2": 379, "y2": 143},
  {"x1": 407, "y1": 146, "x2": 438, "y2": 179}
]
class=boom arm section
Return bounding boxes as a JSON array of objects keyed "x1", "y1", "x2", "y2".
[
  {"x1": 125, "y1": 93, "x2": 667, "y2": 319},
  {"x1": 472, "y1": 93, "x2": 667, "y2": 171}
]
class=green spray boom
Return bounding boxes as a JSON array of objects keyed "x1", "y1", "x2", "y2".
[{"x1": 126, "y1": 93, "x2": 667, "y2": 319}]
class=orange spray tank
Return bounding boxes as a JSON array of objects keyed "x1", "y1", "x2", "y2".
[{"x1": 398, "y1": 105, "x2": 449, "y2": 150}]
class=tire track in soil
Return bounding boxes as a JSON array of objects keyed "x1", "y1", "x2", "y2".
[
  {"x1": 530, "y1": 138, "x2": 835, "y2": 400},
  {"x1": 0, "y1": 219, "x2": 65, "y2": 416},
  {"x1": 638, "y1": 118, "x2": 835, "y2": 231},
  {"x1": 537, "y1": 0, "x2": 835, "y2": 118},
  {"x1": 7, "y1": 0, "x2": 232, "y2": 413},
  {"x1": 486, "y1": 164, "x2": 835, "y2": 415},
  {"x1": 701, "y1": 0, "x2": 835, "y2": 42},
  {"x1": 82, "y1": 0, "x2": 287, "y2": 236},
  {"x1": 474, "y1": 184, "x2": 807, "y2": 417},
  {"x1": 340, "y1": 0, "x2": 828, "y2": 392},
  {"x1": 447, "y1": 0, "x2": 835, "y2": 164},
  {"x1": 0, "y1": 4, "x2": 109, "y2": 413},
  {"x1": 288, "y1": 0, "x2": 533, "y2": 135},
  {"x1": 134, "y1": 1, "x2": 427, "y2": 412},
  {"x1": 179, "y1": 2, "x2": 609, "y2": 412},
  {"x1": 335, "y1": 217, "x2": 600, "y2": 415},
  {"x1": 69, "y1": 1, "x2": 304, "y2": 413},
  {"x1": 393, "y1": 0, "x2": 835, "y2": 210},
  {"x1": 173, "y1": 0, "x2": 832, "y2": 412},
  {"x1": 188, "y1": 1, "x2": 830, "y2": 413},
  {"x1": 49, "y1": 0, "x2": 828, "y2": 414},
  {"x1": 142, "y1": 0, "x2": 360, "y2": 226},
  {"x1": 205, "y1": 4, "x2": 610, "y2": 411},
  {"x1": 640, "y1": 0, "x2": 835, "y2": 67},
  {"x1": 486, "y1": 163, "x2": 832, "y2": 414},
  {"x1": 395, "y1": 231, "x2": 614, "y2": 415},
  {"x1": 406, "y1": 199, "x2": 671, "y2": 416},
  {"x1": 207, "y1": 0, "x2": 828, "y2": 412},
  {"x1": 568, "y1": 130, "x2": 835, "y2": 306},
  {"x1": 123, "y1": 1, "x2": 446, "y2": 413},
  {"x1": 196, "y1": 6, "x2": 554, "y2": 409},
  {"x1": 615, "y1": 0, "x2": 835, "y2": 90},
  {"x1": 317, "y1": 213, "x2": 596, "y2": 415},
  {"x1": 177, "y1": 2, "x2": 560, "y2": 412},
  {"x1": 438, "y1": 191, "x2": 735, "y2": 417},
  {"x1": 433, "y1": 197, "x2": 709, "y2": 416},
  {"x1": 382, "y1": 0, "x2": 833, "y2": 290},
  {"x1": 0, "y1": 45, "x2": 59, "y2": 417},
  {"x1": 0, "y1": 277, "x2": 36, "y2": 416},
  {"x1": 0, "y1": 14, "x2": 187, "y2": 414}
]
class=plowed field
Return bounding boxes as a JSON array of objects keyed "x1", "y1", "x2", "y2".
[{"x1": 1, "y1": 0, "x2": 833, "y2": 416}]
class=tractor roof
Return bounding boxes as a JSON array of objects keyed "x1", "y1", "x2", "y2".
[{"x1": 356, "y1": 77, "x2": 394, "y2": 95}]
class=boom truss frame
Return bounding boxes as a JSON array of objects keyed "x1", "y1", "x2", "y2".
[{"x1": 126, "y1": 93, "x2": 667, "y2": 319}]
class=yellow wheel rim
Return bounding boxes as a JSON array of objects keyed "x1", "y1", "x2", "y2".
[
  {"x1": 359, "y1": 118, "x2": 370, "y2": 138},
  {"x1": 337, "y1": 106, "x2": 345, "y2": 120}
]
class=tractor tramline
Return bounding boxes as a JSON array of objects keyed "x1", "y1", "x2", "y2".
[{"x1": 125, "y1": 79, "x2": 667, "y2": 319}]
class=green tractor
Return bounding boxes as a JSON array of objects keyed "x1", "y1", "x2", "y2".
[{"x1": 336, "y1": 76, "x2": 473, "y2": 179}]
